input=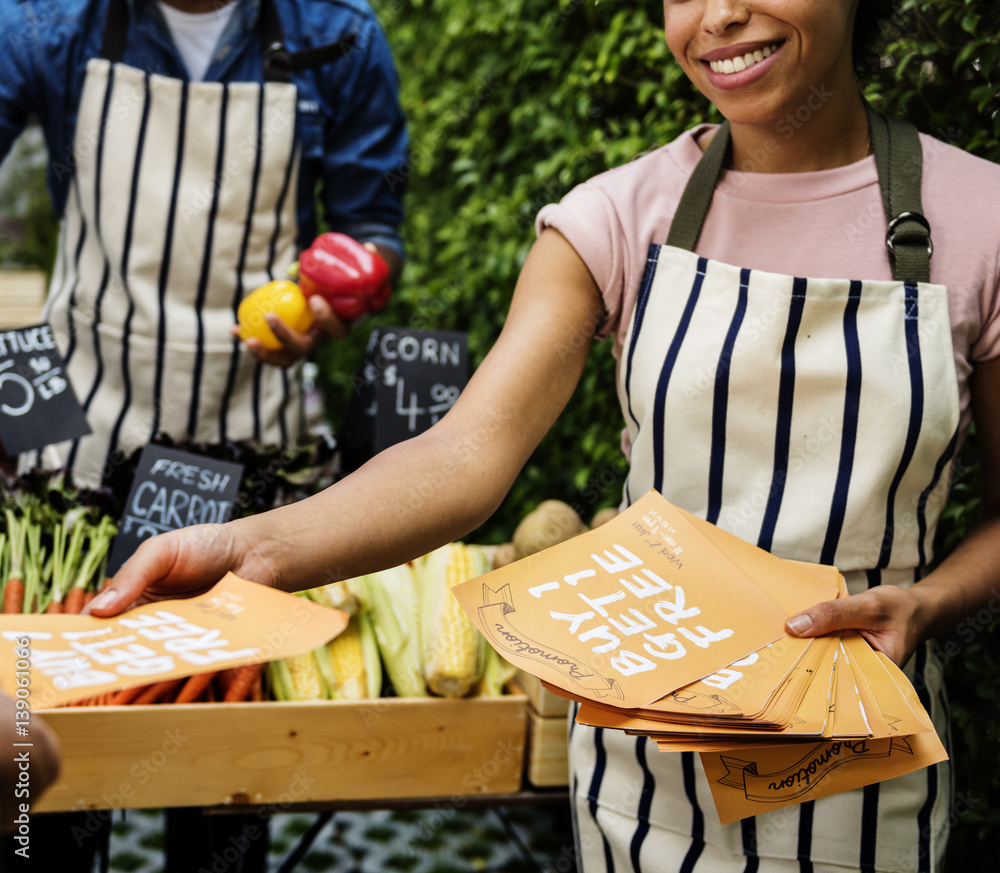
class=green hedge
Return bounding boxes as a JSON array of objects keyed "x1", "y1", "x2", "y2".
[{"x1": 317, "y1": 0, "x2": 1000, "y2": 863}]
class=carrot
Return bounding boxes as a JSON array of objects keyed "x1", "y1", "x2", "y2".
[
  {"x1": 216, "y1": 667, "x2": 238, "y2": 697},
  {"x1": 64, "y1": 587, "x2": 87, "y2": 615},
  {"x1": 45, "y1": 598, "x2": 63, "y2": 614},
  {"x1": 134, "y1": 678, "x2": 185, "y2": 705},
  {"x1": 110, "y1": 684, "x2": 148, "y2": 706},
  {"x1": 3, "y1": 511, "x2": 27, "y2": 614},
  {"x1": 223, "y1": 663, "x2": 266, "y2": 702},
  {"x1": 175, "y1": 672, "x2": 217, "y2": 704},
  {"x1": 3, "y1": 579, "x2": 25, "y2": 614}
]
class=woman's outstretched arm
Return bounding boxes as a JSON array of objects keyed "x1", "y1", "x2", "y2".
[{"x1": 88, "y1": 229, "x2": 606, "y2": 614}]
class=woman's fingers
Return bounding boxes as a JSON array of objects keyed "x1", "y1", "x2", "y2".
[
  {"x1": 785, "y1": 586, "x2": 923, "y2": 667},
  {"x1": 84, "y1": 524, "x2": 245, "y2": 616}
]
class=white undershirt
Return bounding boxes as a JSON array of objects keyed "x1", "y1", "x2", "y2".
[{"x1": 156, "y1": 1, "x2": 240, "y2": 81}]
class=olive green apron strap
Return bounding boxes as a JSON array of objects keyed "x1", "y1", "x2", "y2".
[
  {"x1": 665, "y1": 120, "x2": 731, "y2": 251},
  {"x1": 866, "y1": 103, "x2": 932, "y2": 283},
  {"x1": 665, "y1": 106, "x2": 933, "y2": 284}
]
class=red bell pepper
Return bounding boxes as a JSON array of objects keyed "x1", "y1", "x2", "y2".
[{"x1": 297, "y1": 232, "x2": 392, "y2": 322}]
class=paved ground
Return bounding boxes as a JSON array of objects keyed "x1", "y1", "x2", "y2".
[{"x1": 101, "y1": 804, "x2": 577, "y2": 873}]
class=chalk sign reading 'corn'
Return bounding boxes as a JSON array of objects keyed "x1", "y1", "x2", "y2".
[
  {"x1": 339, "y1": 327, "x2": 469, "y2": 464},
  {"x1": 107, "y1": 445, "x2": 244, "y2": 574}
]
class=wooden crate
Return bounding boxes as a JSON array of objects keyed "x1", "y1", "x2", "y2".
[
  {"x1": 525, "y1": 705, "x2": 570, "y2": 789},
  {"x1": 34, "y1": 691, "x2": 527, "y2": 813},
  {"x1": 0, "y1": 270, "x2": 47, "y2": 328},
  {"x1": 516, "y1": 670, "x2": 570, "y2": 718}
]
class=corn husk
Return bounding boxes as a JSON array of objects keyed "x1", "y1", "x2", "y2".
[{"x1": 362, "y1": 563, "x2": 426, "y2": 697}]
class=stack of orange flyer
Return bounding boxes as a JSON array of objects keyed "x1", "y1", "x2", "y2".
[{"x1": 453, "y1": 490, "x2": 946, "y2": 823}]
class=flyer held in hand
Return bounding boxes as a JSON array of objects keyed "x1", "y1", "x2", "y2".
[
  {"x1": 452, "y1": 490, "x2": 947, "y2": 823},
  {"x1": 0, "y1": 574, "x2": 348, "y2": 709}
]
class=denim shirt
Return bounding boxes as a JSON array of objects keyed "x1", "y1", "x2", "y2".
[{"x1": 0, "y1": 0, "x2": 408, "y2": 254}]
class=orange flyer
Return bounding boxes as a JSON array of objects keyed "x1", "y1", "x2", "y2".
[
  {"x1": 0, "y1": 573, "x2": 348, "y2": 708},
  {"x1": 454, "y1": 490, "x2": 831, "y2": 709},
  {"x1": 701, "y1": 729, "x2": 948, "y2": 824}
]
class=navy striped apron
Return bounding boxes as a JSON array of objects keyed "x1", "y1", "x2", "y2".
[
  {"x1": 36, "y1": 40, "x2": 301, "y2": 487},
  {"x1": 570, "y1": 129, "x2": 958, "y2": 871}
]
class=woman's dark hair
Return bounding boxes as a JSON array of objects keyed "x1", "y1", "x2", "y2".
[{"x1": 853, "y1": 0, "x2": 900, "y2": 80}]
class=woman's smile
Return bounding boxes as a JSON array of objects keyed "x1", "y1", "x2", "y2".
[{"x1": 701, "y1": 40, "x2": 785, "y2": 90}]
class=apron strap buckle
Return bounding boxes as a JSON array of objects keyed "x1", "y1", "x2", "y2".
[
  {"x1": 263, "y1": 41, "x2": 293, "y2": 83},
  {"x1": 886, "y1": 210, "x2": 933, "y2": 258}
]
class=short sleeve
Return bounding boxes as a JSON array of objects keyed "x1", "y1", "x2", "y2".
[
  {"x1": 535, "y1": 182, "x2": 628, "y2": 342},
  {"x1": 971, "y1": 244, "x2": 1000, "y2": 362}
]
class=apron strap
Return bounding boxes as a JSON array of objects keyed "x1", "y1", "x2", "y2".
[
  {"x1": 665, "y1": 103, "x2": 932, "y2": 284},
  {"x1": 100, "y1": 0, "x2": 357, "y2": 84},
  {"x1": 100, "y1": 0, "x2": 129, "y2": 64},
  {"x1": 664, "y1": 120, "x2": 731, "y2": 252},
  {"x1": 866, "y1": 103, "x2": 932, "y2": 283},
  {"x1": 260, "y1": 0, "x2": 358, "y2": 83}
]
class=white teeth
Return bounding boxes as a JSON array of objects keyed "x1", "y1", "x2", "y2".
[{"x1": 709, "y1": 43, "x2": 779, "y2": 74}]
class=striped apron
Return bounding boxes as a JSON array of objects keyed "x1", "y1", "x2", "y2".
[
  {"x1": 570, "y1": 126, "x2": 959, "y2": 870},
  {"x1": 36, "y1": 12, "x2": 302, "y2": 488}
]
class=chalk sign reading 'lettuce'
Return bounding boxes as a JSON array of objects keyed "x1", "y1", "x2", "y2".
[
  {"x1": 0, "y1": 323, "x2": 90, "y2": 454},
  {"x1": 107, "y1": 445, "x2": 244, "y2": 574}
]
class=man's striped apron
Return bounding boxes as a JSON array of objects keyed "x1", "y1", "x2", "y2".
[
  {"x1": 571, "y1": 118, "x2": 958, "y2": 872},
  {"x1": 35, "y1": 6, "x2": 302, "y2": 488}
]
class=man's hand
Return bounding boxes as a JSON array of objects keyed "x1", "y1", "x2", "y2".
[
  {"x1": 236, "y1": 293, "x2": 348, "y2": 368},
  {"x1": 238, "y1": 242, "x2": 394, "y2": 368}
]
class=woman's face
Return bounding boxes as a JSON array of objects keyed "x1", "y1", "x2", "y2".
[{"x1": 663, "y1": 0, "x2": 861, "y2": 127}]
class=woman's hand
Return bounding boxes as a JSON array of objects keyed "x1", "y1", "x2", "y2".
[
  {"x1": 784, "y1": 585, "x2": 930, "y2": 668},
  {"x1": 236, "y1": 293, "x2": 349, "y2": 368},
  {"x1": 84, "y1": 518, "x2": 278, "y2": 617}
]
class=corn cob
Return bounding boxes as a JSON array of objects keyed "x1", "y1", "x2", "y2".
[
  {"x1": 363, "y1": 563, "x2": 426, "y2": 697},
  {"x1": 325, "y1": 615, "x2": 370, "y2": 700},
  {"x1": 270, "y1": 649, "x2": 329, "y2": 701},
  {"x1": 416, "y1": 542, "x2": 488, "y2": 698}
]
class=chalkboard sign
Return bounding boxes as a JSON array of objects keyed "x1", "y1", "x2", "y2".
[
  {"x1": 0, "y1": 323, "x2": 90, "y2": 454},
  {"x1": 106, "y1": 445, "x2": 244, "y2": 575},
  {"x1": 339, "y1": 327, "x2": 469, "y2": 467}
]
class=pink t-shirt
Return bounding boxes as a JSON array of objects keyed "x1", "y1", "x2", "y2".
[{"x1": 537, "y1": 127, "x2": 1000, "y2": 412}]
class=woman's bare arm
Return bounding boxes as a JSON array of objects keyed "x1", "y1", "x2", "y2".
[{"x1": 89, "y1": 229, "x2": 606, "y2": 613}]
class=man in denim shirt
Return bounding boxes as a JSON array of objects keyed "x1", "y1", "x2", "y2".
[
  {"x1": 0, "y1": 0, "x2": 408, "y2": 487},
  {"x1": 0, "y1": 0, "x2": 407, "y2": 868}
]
